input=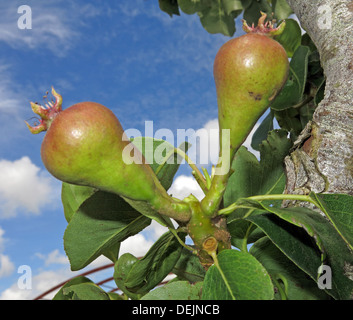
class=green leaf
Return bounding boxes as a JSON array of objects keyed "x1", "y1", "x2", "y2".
[
  {"x1": 308, "y1": 51, "x2": 323, "y2": 77},
  {"x1": 273, "y1": 109, "x2": 302, "y2": 141},
  {"x1": 251, "y1": 110, "x2": 274, "y2": 151},
  {"x1": 314, "y1": 78, "x2": 325, "y2": 106},
  {"x1": 298, "y1": 99, "x2": 316, "y2": 128},
  {"x1": 312, "y1": 193, "x2": 353, "y2": 251},
  {"x1": 246, "y1": 202, "x2": 353, "y2": 300},
  {"x1": 227, "y1": 219, "x2": 265, "y2": 250},
  {"x1": 260, "y1": 206, "x2": 327, "y2": 258},
  {"x1": 270, "y1": 77, "x2": 301, "y2": 111},
  {"x1": 222, "y1": 0, "x2": 244, "y2": 14},
  {"x1": 124, "y1": 231, "x2": 184, "y2": 294},
  {"x1": 159, "y1": 0, "x2": 180, "y2": 17},
  {"x1": 53, "y1": 276, "x2": 110, "y2": 300},
  {"x1": 247, "y1": 213, "x2": 324, "y2": 289},
  {"x1": 250, "y1": 237, "x2": 329, "y2": 300},
  {"x1": 113, "y1": 253, "x2": 140, "y2": 300},
  {"x1": 177, "y1": 0, "x2": 205, "y2": 14},
  {"x1": 289, "y1": 45, "x2": 310, "y2": 98},
  {"x1": 53, "y1": 276, "x2": 92, "y2": 300},
  {"x1": 198, "y1": 1, "x2": 237, "y2": 36},
  {"x1": 64, "y1": 191, "x2": 151, "y2": 271},
  {"x1": 272, "y1": 0, "x2": 293, "y2": 20},
  {"x1": 225, "y1": 130, "x2": 291, "y2": 249},
  {"x1": 271, "y1": 45, "x2": 310, "y2": 111},
  {"x1": 61, "y1": 183, "x2": 96, "y2": 223},
  {"x1": 107, "y1": 292, "x2": 125, "y2": 300},
  {"x1": 243, "y1": 0, "x2": 272, "y2": 26},
  {"x1": 122, "y1": 196, "x2": 174, "y2": 228},
  {"x1": 226, "y1": 129, "x2": 291, "y2": 212},
  {"x1": 275, "y1": 19, "x2": 302, "y2": 58},
  {"x1": 102, "y1": 241, "x2": 120, "y2": 264},
  {"x1": 63, "y1": 282, "x2": 110, "y2": 300},
  {"x1": 141, "y1": 281, "x2": 203, "y2": 300},
  {"x1": 301, "y1": 33, "x2": 318, "y2": 53},
  {"x1": 202, "y1": 249, "x2": 274, "y2": 300},
  {"x1": 172, "y1": 247, "x2": 206, "y2": 282}
]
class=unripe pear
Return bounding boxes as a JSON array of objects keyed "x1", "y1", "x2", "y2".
[
  {"x1": 26, "y1": 88, "x2": 192, "y2": 222},
  {"x1": 26, "y1": 88, "x2": 165, "y2": 202},
  {"x1": 201, "y1": 13, "x2": 289, "y2": 216},
  {"x1": 214, "y1": 13, "x2": 289, "y2": 160}
]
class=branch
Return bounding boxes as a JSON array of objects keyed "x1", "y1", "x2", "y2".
[{"x1": 285, "y1": 0, "x2": 353, "y2": 195}]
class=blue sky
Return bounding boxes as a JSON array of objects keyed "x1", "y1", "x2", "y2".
[{"x1": 0, "y1": 0, "x2": 263, "y2": 299}]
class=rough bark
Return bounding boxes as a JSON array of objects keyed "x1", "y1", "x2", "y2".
[{"x1": 284, "y1": 0, "x2": 353, "y2": 201}]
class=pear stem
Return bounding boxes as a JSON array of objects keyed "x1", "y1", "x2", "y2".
[{"x1": 200, "y1": 148, "x2": 233, "y2": 217}]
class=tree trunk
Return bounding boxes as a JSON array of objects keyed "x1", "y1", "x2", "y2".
[{"x1": 284, "y1": 0, "x2": 353, "y2": 202}]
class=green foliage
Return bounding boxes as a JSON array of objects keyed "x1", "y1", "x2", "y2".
[
  {"x1": 250, "y1": 237, "x2": 328, "y2": 300},
  {"x1": 159, "y1": 0, "x2": 180, "y2": 17},
  {"x1": 313, "y1": 193, "x2": 353, "y2": 250},
  {"x1": 141, "y1": 281, "x2": 203, "y2": 300},
  {"x1": 202, "y1": 249, "x2": 274, "y2": 299},
  {"x1": 53, "y1": 276, "x2": 112, "y2": 300},
  {"x1": 225, "y1": 130, "x2": 292, "y2": 248},
  {"x1": 172, "y1": 247, "x2": 206, "y2": 282},
  {"x1": 246, "y1": 202, "x2": 353, "y2": 299},
  {"x1": 123, "y1": 231, "x2": 184, "y2": 295},
  {"x1": 114, "y1": 253, "x2": 140, "y2": 299},
  {"x1": 274, "y1": 19, "x2": 302, "y2": 57},
  {"x1": 61, "y1": 183, "x2": 95, "y2": 223},
  {"x1": 64, "y1": 190, "x2": 150, "y2": 270},
  {"x1": 159, "y1": 0, "x2": 293, "y2": 36}
]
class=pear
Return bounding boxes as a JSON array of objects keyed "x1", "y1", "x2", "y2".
[
  {"x1": 214, "y1": 13, "x2": 289, "y2": 161},
  {"x1": 201, "y1": 13, "x2": 289, "y2": 216},
  {"x1": 26, "y1": 87, "x2": 191, "y2": 222}
]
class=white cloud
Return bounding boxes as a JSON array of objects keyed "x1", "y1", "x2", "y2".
[
  {"x1": 119, "y1": 233, "x2": 154, "y2": 258},
  {"x1": 35, "y1": 249, "x2": 69, "y2": 267},
  {"x1": 0, "y1": 227, "x2": 15, "y2": 279},
  {"x1": 0, "y1": 268, "x2": 73, "y2": 300},
  {"x1": 184, "y1": 117, "x2": 260, "y2": 170},
  {"x1": 148, "y1": 220, "x2": 170, "y2": 239},
  {"x1": 0, "y1": 1, "x2": 103, "y2": 57},
  {"x1": 0, "y1": 62, "x2": 46, "y2": 145},
  {"x1": 0, "y1": 254, "x2": 15, "y2": 279},
  {"x1": 186, "y1": 118, "x2": 220, "y2": 167},
  {"x1": 0, "y1": 227, "x2": 6, "y2": 252},
  {"x1": 0, "y1": 2, "x2": 74, "y2": 56},
  {"x1": 168, "y1": 175, "x2": 205, "y2": 201},
  {"x1": 0, "y1": 64, "x2": 25, "y2": 131},
  {"x1": 0, "y1": 156, "x2": 60, "y2": 218}
]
